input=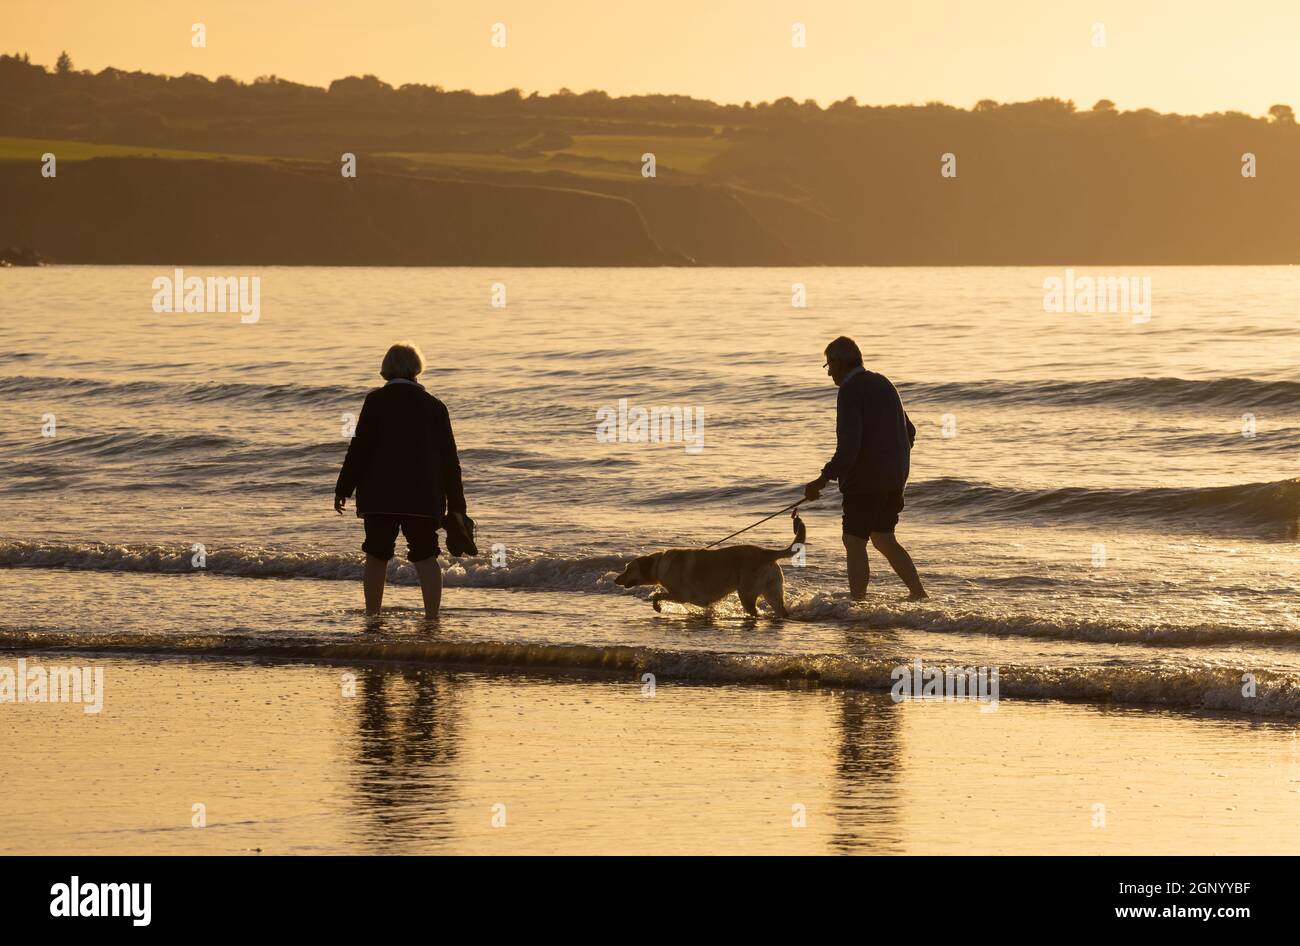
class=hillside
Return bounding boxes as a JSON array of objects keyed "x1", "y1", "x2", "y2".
[{"x1": 3, "y1": 53, "x2": 1300, "y2": 265}]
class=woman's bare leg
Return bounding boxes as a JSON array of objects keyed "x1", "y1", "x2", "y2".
[
  {"x1": 363, "y1": 554, "x2": 388, "y2": 614},
  {"x1": 413, "y1": 556, "x2": 443, "y2": 618}
]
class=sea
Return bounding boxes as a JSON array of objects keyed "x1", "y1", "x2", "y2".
[{"x1": 2, "y1": 265, "x2": 1298, "y2": 717}]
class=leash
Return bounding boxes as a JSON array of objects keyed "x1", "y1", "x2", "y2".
[{"x1": 703, "y1": 497, "x2": 807, "y2": 549}]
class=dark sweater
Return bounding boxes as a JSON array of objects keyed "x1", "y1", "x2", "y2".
[
  {"x1": 820, "y1": 368, "x2": 916, "y2": 493},
  {"x1": 334, "y1": 381, "x2": 467, "y2": 520}
]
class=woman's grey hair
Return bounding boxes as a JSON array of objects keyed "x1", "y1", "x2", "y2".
[{"x1": 380, "y1": 341, "x2": 425, "y2": 381}]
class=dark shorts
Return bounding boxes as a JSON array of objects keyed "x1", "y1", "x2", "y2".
[
  {"x1": 362, "y1": 514, "x2": 440, "y2": 562},
  {"x1": 842, "y1": 489, "x2": 905, "y2": 539}
]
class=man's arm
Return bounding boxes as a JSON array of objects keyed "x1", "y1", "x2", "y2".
[
  {"x1": 806, "y1": 385, "x2": 863, "y2": 500},
  {"x1": 906, "y1": 412, "x2": 916, "y2": 447},
  {"x1": 821, "y1": 384, "x2": 864, "y2": 481}
]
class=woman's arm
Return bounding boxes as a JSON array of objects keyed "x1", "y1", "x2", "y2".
[
  {"x1": 437, "y1": 404, "x2": 467, "y2": 515},
  {"x1": 335, "y1": 392, "x2": 378, "y2": 503}
]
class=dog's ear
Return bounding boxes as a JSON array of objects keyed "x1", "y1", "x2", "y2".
[
  {"x1": 618, "y1": 552, "x2": 665, "y2": 586},
  {"x1": 617, "y1": 555, "x2": 651, "y2": 586}
]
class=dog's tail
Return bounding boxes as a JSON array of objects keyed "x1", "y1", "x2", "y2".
[{"x1": 769, "y1": 513, "x2": 807, "y2": 559}]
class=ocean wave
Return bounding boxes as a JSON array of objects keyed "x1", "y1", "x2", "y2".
[
  {"x1": 908, "y1": 476, "x2": 1299, "y2": 537},
  {"x1": 1159, "y1": 427, "x2": 1300, "y2": 453},
  {"x1": 785, "y1": 592, "x2": 1300, "y2": 647},
  {"x1": 639, "y1": 480, "x2": 792, "y2": 506},
  {"x1": 35, "y1": 430, "x2": 247, "y2": 459},
  {"x1": 694, "y1": 375, "x2": 1300, "y2": 413},
  {"x1": 642, "y1": 476, "x2": 1299, "y2": 536},
  {"x1": 0, "y1": 435, "x2": 628, "y2": 492},
  {"x1": 5, "y1": 373, "x2": 1297, "y2": 416},
  {"x1": 0, "y1": 374, "x2": 358, "y2": 407},
  {"x1": 4, "y1": 629, "x2": 1298, "y2": 718},
  {"x1": 0, "y1": 540, "x2": 624, "y2": 591},
  {"x1": 897, "y1": 377, "x2": 1300, "y2": 412},
  {"x1": 4, "y1": 540, "x2": 1297, "y2": 648}
]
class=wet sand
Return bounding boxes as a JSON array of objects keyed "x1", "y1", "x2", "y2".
[{"x1": 3, "y1": 654, "x2": 1298, "y2": 855}]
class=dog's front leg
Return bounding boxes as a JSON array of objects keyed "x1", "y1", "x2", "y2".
[{"x1": 651, "y1": 590, "x2": 685, "y2": 613}]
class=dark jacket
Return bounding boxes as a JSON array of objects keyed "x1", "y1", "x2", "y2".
[
  {"x1": 334, "y1": 381, "x2": 466, "y2": 520},
  {"x1": 820, "y1": 368, "x2": 916, "y2": 494}
]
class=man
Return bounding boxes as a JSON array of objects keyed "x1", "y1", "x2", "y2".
[{"x1": 804, "y1": 336, "x2": 926, "y2": 600}]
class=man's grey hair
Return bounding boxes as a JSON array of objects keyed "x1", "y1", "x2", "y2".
[{"x1": 380, "y1": 341, "x2": 425, "y2": 381}]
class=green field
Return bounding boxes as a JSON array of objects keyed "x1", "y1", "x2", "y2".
[
  {"x1": 379, "y1": 133, "x2": 731, "y2": 180},
  {"x1": 0, "y1": 136, "x2": 267, "y2": 163},
  {"x1": 563, "y1": 133, "x2": 729, "y2": 173},
  {"x1": 374, "y1": 148, "x2": 622, "y2": 179},
  {"x1": 0, "y1": 132, "x2": 731, "y2": 180}
]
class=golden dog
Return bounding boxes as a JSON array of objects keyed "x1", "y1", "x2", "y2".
[{"x1": 614, "y1": 516, "x2": 805, "y2": 617}]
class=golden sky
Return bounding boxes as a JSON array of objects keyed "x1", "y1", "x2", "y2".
[{"x1": 3, "y1": 0, "x2": 1296, "y2": 115}]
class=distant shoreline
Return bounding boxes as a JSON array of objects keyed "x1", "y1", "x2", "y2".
[{"x1": 7, "y1": 118, "x2": 1300, "y2": 267}]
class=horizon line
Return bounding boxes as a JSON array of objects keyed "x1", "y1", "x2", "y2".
[{"x1": 10, "y1": 52, "x2": 1298, "y2": 123}]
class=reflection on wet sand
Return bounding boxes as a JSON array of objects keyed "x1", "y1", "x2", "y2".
[
  {"x1": 5, "y1": 655, "x2": 1299, "y2": 854},
  {"x1": 828, "y1": 690, "x2": 905, "y2": 854},
  {"x1": 348, "y1": 666, "x2": 464, "y2": 851}
]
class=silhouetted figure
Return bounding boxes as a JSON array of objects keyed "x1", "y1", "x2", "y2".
[
  {"x1": 335, "y1": 342, "x2": 467, "y2": 618},
  {"x1": 805, "y1": 336, "x2": 926, "y2": 600}
]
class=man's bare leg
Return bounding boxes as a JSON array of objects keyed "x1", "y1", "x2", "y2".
[
  {"x1": 413, "y1": 556, "x2": 443, "y2": 619},
  {"x1": 363, "y1": 554, "x2": 389, "y2": 614},
  {"x1": 870, "y1": 531, "x2": 926, "y2": 599},
  {"x1": 843, "y1": 533, "x2": 870, "y2": 600}
]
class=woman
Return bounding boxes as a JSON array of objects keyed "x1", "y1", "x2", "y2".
[{"x1": 334, "y1": 341, "x2": 467, "y2": 618}]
